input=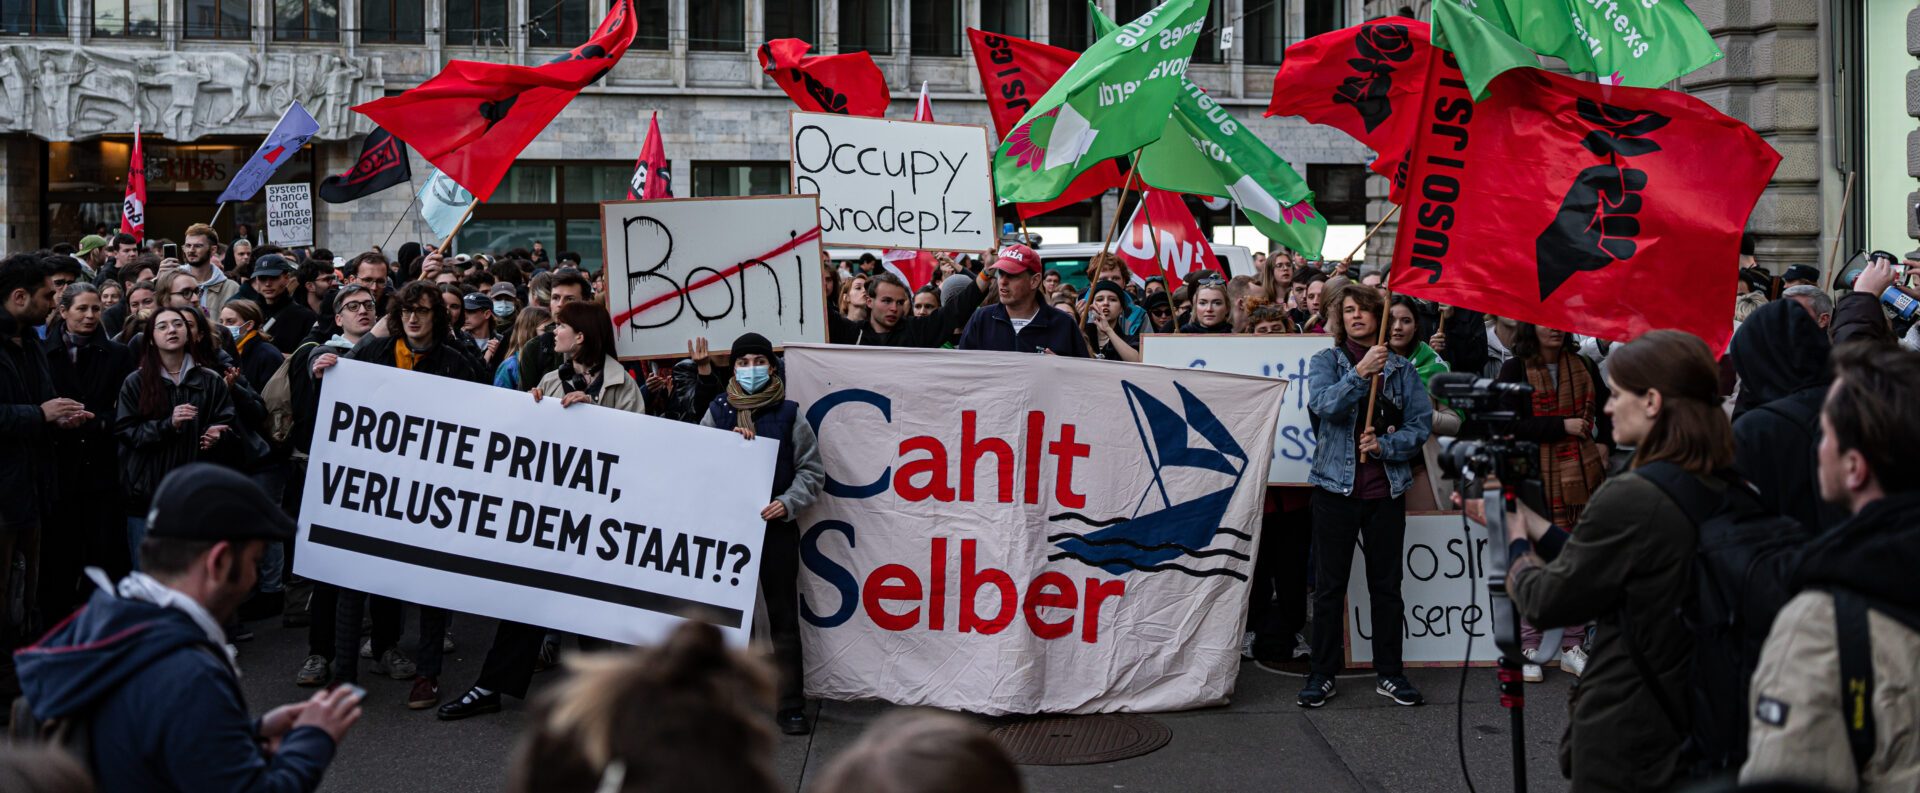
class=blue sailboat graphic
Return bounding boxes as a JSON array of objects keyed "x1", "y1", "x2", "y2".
[{"x1": 1048, "y1": 381, "x2": 1254, "y2": 580}]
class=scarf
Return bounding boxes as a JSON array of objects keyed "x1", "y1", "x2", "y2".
[
  {"x1": 394, "y1": 338, "x2": 419, "y2": 371},
  {"x1": 725, "y1": 373, "x2": 785, "y2": 432},
  {"x1": 558, "y1": 358, "x2": 605, "y2": 400},
  {"x1": 236, "y1": 329, "x2": 260, "y2": 358},
  {"x1": 1525, "y1": 355, "x2": 1607, "y2": 525},
  {"x1": 85, "y1": 567, "x2": 239, "y2": 674}
]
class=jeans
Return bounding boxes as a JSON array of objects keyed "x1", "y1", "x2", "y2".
[
  {"x1": 125, "y1": 516, "x2": 147, "y2": 570},
  {"x1": 250, "y1": 467, "x2": 288, "y2": 594},
  {"x1": 1308, "y1": 489, "x2": 1407, "y2": 678}
]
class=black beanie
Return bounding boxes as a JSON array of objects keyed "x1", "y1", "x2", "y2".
[{"x1": 731, "y1": 332, "x2": 774, "y2": 362}]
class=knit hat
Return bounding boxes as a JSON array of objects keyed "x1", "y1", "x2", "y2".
[
  {"x1": 730, "y1": 332, "x2": 774, "y2": 362},
  {"x1": 939, "y1": 273, "x2": 974, "y2": 306}
]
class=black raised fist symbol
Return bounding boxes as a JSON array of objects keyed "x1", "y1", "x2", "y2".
[
  {"x1": 1535, "y1": 164, "x2": 1647, "y2": 300},
  {"x1": 801, "y1": 72, "x2": 850, "y2": 114},
  {"x1": 1576, "y1": 98, "x2": 1669, "y2": 158},
  {"x1": 477, "y1": 94, "x2": 519, "y2": 132},
  {"x1": 1333, "y1": 70, "x2": 1394, "y2": 133}
]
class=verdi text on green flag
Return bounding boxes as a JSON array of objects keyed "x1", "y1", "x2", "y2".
[
  {"x1": 992, "y1": 0, "x2": 1211, "y2": 204},
  {"x1": 1433, "y1": 0, "x2": 1722, "y2": 100}
]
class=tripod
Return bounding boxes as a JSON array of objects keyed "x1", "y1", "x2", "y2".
[{"x1": 1474, "y1": 482, "x2": 1528, "y2": 793}]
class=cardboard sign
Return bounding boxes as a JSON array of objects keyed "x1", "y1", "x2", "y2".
[
  {"x1": 264, "y1": 183, "x2": 314, "y2": 247},
  {"x1": 788, "y1": 112, "x2": 998, "y2": 253},
  {"x1": 1140, "y1": 334, "x2": 1333, "y2": 486},
  {"x1": 1345, "y1": 512, "x2": 1499, "y2": 667},
  {"x1": 784, "y1": 344, "x2": 1286, "y2": 714},
  {"x1": 601, "y1": 195, "x2": 828, "y2": 359},
  {"x1": 295, "y1": 359, "x2": 778, "y2": 645}
]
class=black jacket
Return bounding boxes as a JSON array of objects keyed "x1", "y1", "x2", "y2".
[
  {"x1": 957, "y1": 302, "x2": 1092, "y2": 357},
  {"x1": 828, "y1": 279, "x2": 984, "y2": 348},
  {"x1": 257, "y1": 295, "x2": 318, "y2": 349},
  {"x1": 1729, "y1": 300, "x2": 1845, "y2": 531},
  {"x1": 101, "y1": 300, "x2": 128, "y2": 339},
  {"x1": 0, "y1": 310, "x2": 58, "y2": 533},
  {"x1": 347, "y1": 334, "x2": 490, "y2": 384},
  {"x1": 1831, "y1": 291, "x2": 1893, "y2": 347},
  {"x1": 39, "y1": 324, "x2": 136, "y2": 501},
  {"x1": 1794, "y1": 490, "x2": 1920, "y2": 615},
  {"x1": 113, "y1": 363, "x2": 236, "y2": 514}
]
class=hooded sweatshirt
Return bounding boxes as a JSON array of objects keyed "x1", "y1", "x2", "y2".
[
  {"x1": 1729, "y1": 299, "x2": 1843, "y2": 530},
  {"x1": 15, "y1": 577, "x2": 337, "y2": 793},
  {"x1": 197, "y1": 265, "x2": 241, "y2": 318}
]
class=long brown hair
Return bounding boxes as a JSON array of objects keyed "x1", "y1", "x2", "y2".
[
  {"x1": 135, "y1": 306, "x2": 210, "y2": 418},
  {"x1": 1608, "y1": 329, "x2": 1733, "y2": 476}
]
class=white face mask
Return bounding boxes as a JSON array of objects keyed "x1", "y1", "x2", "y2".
[{"x1": 223, "y1": 323, "x2": 245, "y2": 339}]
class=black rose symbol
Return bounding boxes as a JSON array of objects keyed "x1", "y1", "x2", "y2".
[
  {"x1": 1355, "y1": 23, "x2": 1413, "y2": 64},
  {"x1": 1576, "y1": 98, "x2": 1670, "y2": 158}
]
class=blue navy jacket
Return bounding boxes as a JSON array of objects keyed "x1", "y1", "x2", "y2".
[
  {"x1": 1306, "y1": 344, "x2": 1432, "y2": 497},
  {"x1": 957, "y1": 303, "x2": 1091, "y2": 357}
]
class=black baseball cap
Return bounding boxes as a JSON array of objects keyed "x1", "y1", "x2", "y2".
[
  {"x1": 147, "y1": 463, "x2": 296, "y2": 542},
  {"x1": 461, "y1": 292, "x2": 490, "y2": 311},
  {"x1": 1781, "y1": 264, "x2": 1821, "y2": 283},
  {"x1": 251, "y1": 254, "x2": 296, "y2": 279}
]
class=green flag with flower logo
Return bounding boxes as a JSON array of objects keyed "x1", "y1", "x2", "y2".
[
  {"x1": 1433, "y1": 0, "x2": 1721, "y2": 100},
  {"x1": 992, "y1": 0, "x2": 1210, "y2": 203}
]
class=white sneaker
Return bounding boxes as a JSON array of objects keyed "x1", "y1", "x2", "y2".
[
  {"x1": 359, "y1": 637, "x2": 373, "y2": 659},
  {"x1": 1559, "y1": 646, "x2": 1589, "y2": 678},
  {"x1": 1292, "y1": 633, "x2": 1311, "y2": 660},
  {"x1": 1240, "y1": 631, "x2": 1257, "y2": 660},
  {"x1": 1522, "y1": 663, "x2": 1544, "y2": 683}
]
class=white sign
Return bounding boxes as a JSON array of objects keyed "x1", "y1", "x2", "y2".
[
  {"x1": 295, "y1": 359, "x2": 778, "y2": 645},
  {"x1": 785, "y1": 344, "x2": 1285, "y2": 715},
  {"x1": 602, "y1": 195, "x2": 828, "y2": 359},
  {"x1": 1141, "y1": 334, "x2": 1332, "y2": 486},
  {"x1": 264, "y1": 183, "x2": 313, "y2": 247},
  {"x1": 788, "y1": 111, "x2": 998, "y2": 253},
  {"x1": 1346, "y1": 513, "x2": 1498, "y2": 666}
]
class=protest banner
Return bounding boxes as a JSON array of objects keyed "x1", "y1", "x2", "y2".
[
  {"x1": 295, "y1": 359, "x2": 778, "y2": 645},
  {"x1": 602, "y1": 195, "x2": 827, "y2": 359},
  {"x1": 784, "y1": 344, "x2": 1286, "y2": 714},
  {"x1": 1140, "y1": 334, "x2": 1331, "y2": 486},
  {"x1": 788, "y1": 111, "x2": 997, "y2": 253},
  {"x1": 1345, "y1": 512, "x2": 1498, "y2": 667},
  {"x1": 264, "y1": 183, "x2": 314, "y2": 247}
]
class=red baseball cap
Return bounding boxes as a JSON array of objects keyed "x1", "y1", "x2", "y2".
[{"x1": 991, "y1": 243, "x2": 1040, "y2": 275}]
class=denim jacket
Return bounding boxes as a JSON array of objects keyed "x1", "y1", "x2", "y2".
[{"x1": 1306, "y1": 345, "x2": 1433, "y2": 497}]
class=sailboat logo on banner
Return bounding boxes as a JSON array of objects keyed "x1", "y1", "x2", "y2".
[{"x1": 1048, "y1": 382, "x2": 1253, "y2": 580}]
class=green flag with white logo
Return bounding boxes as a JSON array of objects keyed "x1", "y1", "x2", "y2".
[
  {"x1": 1092, "y1": 7, "x2": 1325, "y2": 257},
  {"x1": 992, "y1": 0, "x2": 1210, "y2": 204},
  {"x1": 1433, "y1": 0, "x2": 1722, "y2": 100}
]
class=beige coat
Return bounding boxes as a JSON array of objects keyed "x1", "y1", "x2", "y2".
[
  {"x1": 1741, "y1": 590, "x2": 1920, "y2": 793},
  {"x1": 535, "y1": 354, "x2": 645, "y2": 415}
]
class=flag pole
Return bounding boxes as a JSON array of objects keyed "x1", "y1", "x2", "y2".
[
  {"x1": 438, "y1": 203, "x2": 477, "y2": 254},
  {"x1": 1343, "y1": 203, "x2": 1400, "y2": 265},
  {"x1": 209, "y1": 201, "x2": 229, "y2": 228},
  {"x1": 1098, "y1": 153, "x2": 1145, "y2": 258},
  {"x1": 381, "y1": 190, "x2": 423, "y2": 253},
  {"x1": 1823, "y1": 171, "x2": 1856, "y2": 291},
  {"x1": 1353, "y1": 203, "x2": 1402, "y2": 464}
]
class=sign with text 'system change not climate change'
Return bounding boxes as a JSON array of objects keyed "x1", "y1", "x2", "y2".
[
  {"x1": 788, "y1": 111, "x2": 998, "y2": 253},
  {"x1": 294, "y1": 359, "x2": 777, "y2": 645},
  {"x1": 265, "y1": 183, "x2": 314, "y2": 247}
]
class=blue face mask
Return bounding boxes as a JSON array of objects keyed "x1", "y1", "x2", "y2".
[
  {"x1": 735, "y1": 364, "x2": 770, "y2": 393},
  {"x1": 492, "y1": 301, "x2": 514, "y2": 318},
  {"x1": 222, "y1": 324, "x2": 243, "y2": 340}
]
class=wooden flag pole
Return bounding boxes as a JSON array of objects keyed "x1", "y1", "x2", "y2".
[
  {"x1": 438, "y1": 203, "x2": 477, "y2": 255},
  {"x1": 1343, "y1": 203, "x2": 1401, "y2": 266},
  {"x1": 1823, "y1": 171, "x2": 1856, "y2": 290},
  {"x1": 1098, "y1": 154, "x2": 1145, "y2": 258},
  {"x1": 1352, "y1": 203, "x2": 1402, "y2": 464}
]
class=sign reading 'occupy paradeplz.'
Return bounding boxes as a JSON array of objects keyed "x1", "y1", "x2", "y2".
[
  {"x1": 788, "y1": 112, "x2": 997, "y2": 253},
  {"x1": 784, "y1": 344, "x2": 1286, "y2": 714},
  {"x1": 295, "y1": 359, "x2": 777, "y2": 645}
]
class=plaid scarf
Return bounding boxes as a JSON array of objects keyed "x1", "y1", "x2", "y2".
[
  {"x1": 1525, "y1": 356, "x2": 1607, "y2": 526},
  {"x1": 725, "y1": 374, "x2": 785, "y2": 432}
]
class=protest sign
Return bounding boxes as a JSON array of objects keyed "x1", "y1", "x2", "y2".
[
  {"x1": 1140, "y1": 334, "x2": 1332, "y2": 486},
  {"x1": 602, "y1": 195, "x2": 827, "y2": 359},
  {"x1": 1345, "y1": 512, "x2": 1498, "y2": 667},
  {"x1": 264, "y1": 183, "x2": 314, "y2": 247},
  {"x1": 295, "y1": 359, "x2": 777, "y2": 645},
  {"x1": 784, "y1": 344, "x2": 1286, "y2": 714},
  {"x1": 788, "y1": 111, "x2": 997, "y2": 253}
]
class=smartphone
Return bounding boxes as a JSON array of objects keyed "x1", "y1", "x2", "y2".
[
  {"x1": 345, "y1": 684, "x2": 367, "y2": 701},
  {"x1": 163, "y1": 243, "x2": 179, "y2": 260}
]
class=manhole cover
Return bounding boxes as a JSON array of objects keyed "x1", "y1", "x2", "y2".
[{"x1": 989, "y1": 714, "x2": 1172, "y2": 765}]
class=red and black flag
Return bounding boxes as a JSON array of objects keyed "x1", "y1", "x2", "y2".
[
  {"x1": 1266, "y1": 17, "x2": 1433, "y2": 203},
  {"x1": 626, "y1": 111, "x2": 670, "y2": 200},
  {"x1": 756, "y1": 38, "x2": 890, "y2": 118},
  {"x1": 319, "y1": 125, "x2": 412, "y2": 203},
  {"x1": 964, "y1": 28, "x2": 1127, "y2": 219},
  {"x1": 354, "y1": 0, "x2": 638, "y2": 202},
  {"x1": 1387, "y1": 62, "x2": 1780, "y2": 354}
]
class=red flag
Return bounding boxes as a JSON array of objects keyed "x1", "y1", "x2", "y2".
[
  {"x1": 1265, "y1": 17, "x2": 1432, "y2": 204},
  {"x1": 355, "y1": 0, "x2": 638, "y2": 202},
  {"x1": 756, "y1": 38, "x2": 890, "y2": 118},
  {"x1": 1107, "y1": 192, "x2": 1216, "y2": 295},
  {"x1": 966, "y1": 28, "x2": 1127, "y2": 219},
  {"x1": 1388, "y1": 63, "x2": 1780, "y2": 355},
  {"x1": 120, "y1": 126, "x2": 146, "y2": 243},
  {"x1": 626, "y1": 111, "x2": 671, "y2": 200}
]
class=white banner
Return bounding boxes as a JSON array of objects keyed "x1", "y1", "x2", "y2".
[
  {"x1": 1140, "y1": 334, "x2": 1332, "y2": 486},
  {"x1": 294, "y1": 359, "x2": 777, "y2": 645},
  {"x1": 785, "y1": 345, "x2": 1286, "y2": 714},
  {"x1": 602, "y1": 196, "x2": 828, "y2": 359},
  {"x1": 264, "y1": 183, "x2": 313, "y2": 247},
  {"x1": 788, "y1": 111, "x2": 997, "y2": 253},
  {"x1": 1345, "y1": 513, "x2": 1498, "y2": 666}
]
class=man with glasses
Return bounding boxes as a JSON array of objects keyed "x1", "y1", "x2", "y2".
[
  {"x1": 181, "y1": 223, "x2": 239, "y2": 316},
  {"x1": 345, "y1": 252, "x2": 392, "y2": 312}
]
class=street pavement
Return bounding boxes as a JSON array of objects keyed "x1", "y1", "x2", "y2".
[{"x1": 238, "y1": 608, "x2": 1573, "y2": 793}]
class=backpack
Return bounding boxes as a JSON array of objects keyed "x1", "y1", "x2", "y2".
[
  {"x1": 1829, "y1": 587, "x2": 1920, "y2": 774},
  {"x1": 1621, "y1": 461, "x2": 1815, "y2": 777},
  {"x1": 263, "y1": 341, "x2": 318, "y2": 445}
]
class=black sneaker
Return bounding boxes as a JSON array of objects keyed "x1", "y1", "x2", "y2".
[
  {"x1": 777, "y1": 708, "x2": 812, "y2": 735},
  {"x1": 1296, "y1": 674, "x2": 1336, "y2": 708},
  {"x1": 1376, "y1": 675, "x2": 1425, "y2": 706},
  {"x1": 436, "y1": 687, "x2": 502, "y2": 721}
]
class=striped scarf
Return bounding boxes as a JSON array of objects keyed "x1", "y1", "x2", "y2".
[
  {"x1": 725, "y1": 374, "x2": 785, "y2": 432},
  {"x1": 1525, "y1": 357, "x2": 1606, "y2": 526}
]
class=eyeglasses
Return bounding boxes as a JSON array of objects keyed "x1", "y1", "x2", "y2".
[
  {"x1": 339, "y1": 300, "x2": 376, "y2": 314},
  {"x1": 398, "y1": 305, "x2": 435, "y2": 318},
  {"x1": 170, "y1": 286, "x2": 202, "y2": 298}
]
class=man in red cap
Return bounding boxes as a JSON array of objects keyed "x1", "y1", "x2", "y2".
[{"x1": 957, "y1": 244, "x2": 1090, "y2": 357}]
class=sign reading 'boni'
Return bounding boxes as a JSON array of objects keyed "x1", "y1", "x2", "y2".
[{"x1": 788, "y1": 111, "x2": 998, "y2": 253}]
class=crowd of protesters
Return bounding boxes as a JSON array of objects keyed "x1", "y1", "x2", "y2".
[{"x1": 1, "y1": 222, "x2": 1917, "y2": 793}]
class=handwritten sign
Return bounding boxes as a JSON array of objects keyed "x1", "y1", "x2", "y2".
[
  {"x1": 788, "y1": 112, "x2": 997, "y2": 253},
  {"x1": 265, "y1": 183, "x2": 313, "y2": 247},
  {"x1": 602, "y1": 196, "x2": 828, "y2": 359},
  {"x1": 1345, "y1": 513, "x2": 1498, "y2": 667},
  {"x1": 1140, "y1": 334, "x2": 1332, "y2": 485}
]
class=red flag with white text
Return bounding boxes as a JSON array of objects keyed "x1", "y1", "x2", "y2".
[
  {"x1": 1107, "y1": 191, "x2": 1216, "y2": 295},
  {"x1": 756, "y1": 38, "x2": 890, "y2": 118},
  {"x1": 1265, "y1": 17, "x2": 1433, "y2": 204},
  {"x1": 120, "y1": 127, "x2": 147, "y2": 243},
  {"x1": 966, "y1": 28, "x2": 1127, "y2": 219},
  {"x1": 627, "y1": 111, "x2": 671, "y2": 200}
]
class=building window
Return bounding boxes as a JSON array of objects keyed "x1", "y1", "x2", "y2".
[
  {"x1": 1047, "y1": 0, "x2": 1087, "y2": 50},
  {"x1": 1245, "y1": 0, "x2": 1283, "y2": 66},
  {"x1": 910, "y1": 0, "x2": 959, "y2": 56},
  {"x1": 979, "y1": 0, "x2": 1025, "y2": 38},
  {"x1": 2, "y1": 0, "x2": 67, "y2": 35},
  {"x1": 839, "y1": 0, "x2": 889, "y2": 55},
  {"x1": 360, "y1": 0, "x2": 423, "y2": 42},
  {"x1": 765, "y1": 0, "x2": 813, "y2": 41},
  {"x1": 526, "y1": 0, "x2": 588, "y2": 48},
  {"x1": 446, "y1": 0, "x2": 508, "y2": 46},
  {"x1": 459, "y1": 162, "x2": 627, "y2": 272},
  {"x1": 274, "y1": 0, "x2": 338, "y2": 40},
  {"x1": 688, "y1": 0, "x2": 742, "y2": 50},
  {"x1": 183, "y1": 0, "x2": 250, "y2": 38},
  {"x1": 1305, "y1": 0, "x2": 1345, "y2": 39},
  {"x1": 93, "y1": 0, "x2": 161, "y2": 35},
  {"x1": 1306, "y1": 164, "x2": 1368, "y2": 225},
  {"x1": 632, "y1": 0, "x2": 664, "y2": 48},
  {"x1": 692, "y1": 162, "x2": 789, "y2": 197}
]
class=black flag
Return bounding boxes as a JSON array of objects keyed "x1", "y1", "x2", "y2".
[{"x1": 319, "y1": 126, "x2": 412, "y2": 203}]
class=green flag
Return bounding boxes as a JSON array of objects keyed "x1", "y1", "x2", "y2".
[
  {"x1": 992, "y1": 0, "x2": 1211, "y2": 203},
  {"x1": 1433, "y1": 0, "x2": 1721, "y2": 100},
  {"x1": 1092, "y1": 7, "x2": 1326, "y2": 257}
]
